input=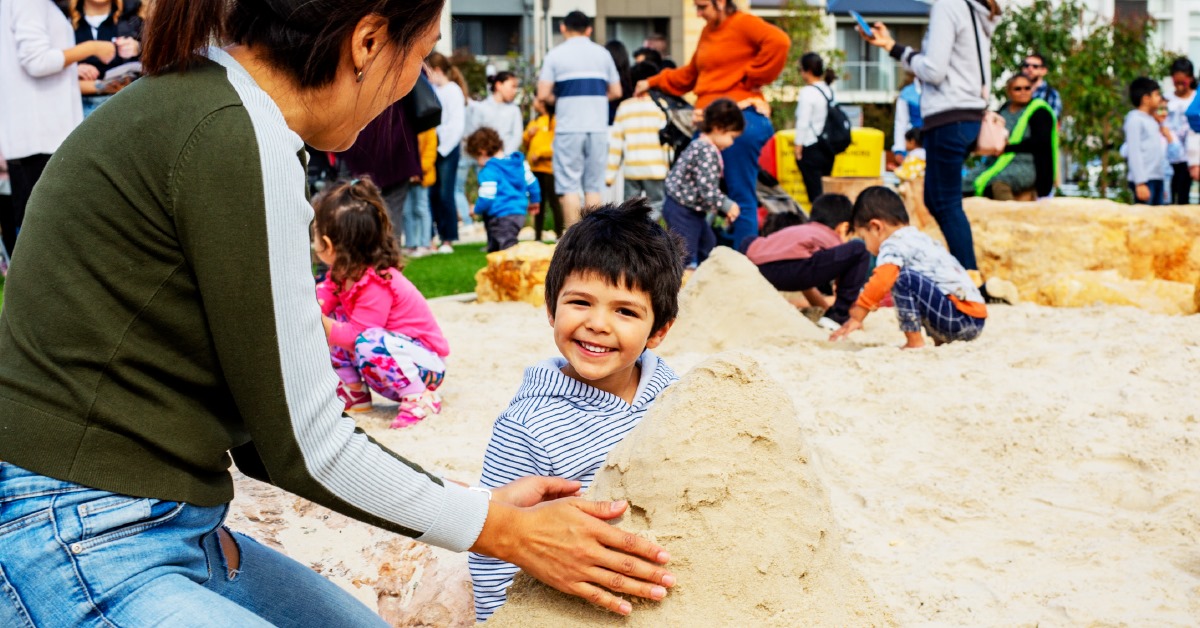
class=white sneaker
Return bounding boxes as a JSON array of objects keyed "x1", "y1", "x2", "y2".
[
  {"x1": 436, "y1": 243, "x2": 454, "y2": 254},
  {"x1": 816, "y1": 317, "x2": 841, "y2": 332}
]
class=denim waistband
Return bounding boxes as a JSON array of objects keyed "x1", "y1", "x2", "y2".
[{"x1": 0, "y1": 461, "x2": 91, "y2": 502}]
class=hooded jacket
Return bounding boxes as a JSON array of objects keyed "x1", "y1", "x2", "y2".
[
  {"x1": 468, "y1": 351, "x2": 678, "y2": 621},
  {"x1": 890, "y1": 0, "x2": 998, "y2": 129},
  {"x1": 474, "y1": 151, "x2": 540, "y2": 220}
]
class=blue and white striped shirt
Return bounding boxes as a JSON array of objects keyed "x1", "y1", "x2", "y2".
[
  {"x1": 539, "y1": 36, "x2": 619, "y2": 133},
  {"x1": 469, "y1": 351, "x2": 677, "y2": 621}
]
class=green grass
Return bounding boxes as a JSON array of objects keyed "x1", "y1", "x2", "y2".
[{"x1": 402, "y1": 243, "x2": 489, "y2": 298}]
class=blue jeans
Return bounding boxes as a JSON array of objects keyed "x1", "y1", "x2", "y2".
[
  {"x1": 454, "y1": 157, "x2": 473, "y2": 226},
  {"x1": 923, "y1": 120, "x2": 982, "y2": 271},
  {"x1": 662, "y1": 196, "x2": 714, "y2": 268},
  {"x1": 720, "y1": 107, "x2": 774, "y2": 251},
  {"x1": 403, "y1": 185, "x2": 433, "y2": 248},
  {"x1": 1128, "y1": 180, "x2": 1165, "y2": 206},
  {"x1": 0, "y1": 462, "x2": 387, "y2": 627},
  {"x1": 431, "y1": 146, "x2": 461, "y2": 243},
  {"x1": 892, "y1": 268, "x2": 985, "y2": 344}
]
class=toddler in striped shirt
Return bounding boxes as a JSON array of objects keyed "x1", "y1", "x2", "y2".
[{"x1": 469, "y1": 198, "x2": 686, "y2": 621}]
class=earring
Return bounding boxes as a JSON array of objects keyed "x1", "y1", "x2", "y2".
[{"x1": 356, "y1": 69, "x2": 365, "y2": 83}]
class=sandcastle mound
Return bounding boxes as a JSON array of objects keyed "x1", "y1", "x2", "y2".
[
  {"x1": 485, "y1": 353, "x2": 892, "y2": 627},
  {"x1": 659, "y1": 247, "x2": 827, "y2": 356}
]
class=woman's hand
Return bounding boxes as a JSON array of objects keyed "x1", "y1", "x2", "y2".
[
  {"x1": 634, "y1": 80, "x2": 650, "y2": 97},
  {"x1": 77, "y1": 63, "x2": 99, "y2": 81},
  {"x1": 114, "y1": 36, "x2": 140, "y2": 59},
  {"x1": 858, "y1": 22, "x2": 895, "y2": 52},
  {"x1": 88, "y1": 40, "x2": 118, "y2": 64},
  {"x1": 471, "y1": 499, "x2": 675, "y2": 616}
]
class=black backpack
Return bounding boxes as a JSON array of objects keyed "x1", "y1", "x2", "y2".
[{"x1": 815, "y1": 87, "x2": 852, "y2": 155}]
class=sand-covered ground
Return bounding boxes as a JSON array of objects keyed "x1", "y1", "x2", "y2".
[{"x1": 229, "y1": 252, "x2": 1200, "y2": 626}]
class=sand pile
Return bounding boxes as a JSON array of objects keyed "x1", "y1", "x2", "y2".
[
  {"x1": 485, "y1": 353, "x2": 892, "y2": 627},
  {"x1": 659, "y1": 247, "x2": 827, "y2": 356}
]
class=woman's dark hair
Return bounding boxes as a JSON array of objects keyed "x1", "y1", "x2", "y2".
[
  {"x1": 143, "y1": 0, "x2": 444, "y2": 89},
  {"x1": 544, "y1": 198, "x2": 685, "y2": 335},
  {"x1": 312, "y1": 176, "x2": 404, "y2": 284},
  {"x1": 800, "y1": 52, "x2": 824, "y2": 78},
  {"x1": 465, "y1": 127, "x2": 503, "y2": 158},
  {"x1": 1170, "y1": 57, "x2": 1198, "y2": 89},
  {"x1": 850, "y1": 186, "x2": 909, "y2": 229},
  {"x1": 716, "y1": 0, "x2": 739, "y2": 15},
  {"x1": 606, "y1": 40, "x2": 633, "y2": 104},
  {"x1": 1006, "y1": 73, "x2": 1032, "y2": 88},
  {"x1": 427, "y1": 51, "x2": 468, "y2": 96},
  {"x1": 487, "y1": 70, "x2": 517, "y2": 93},
  {"x1": 700, "y1": 98, "x2": 745, "y2": 134}
]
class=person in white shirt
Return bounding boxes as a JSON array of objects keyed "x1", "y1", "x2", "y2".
[
  {"x1": 793, "y1": 52, "x2": 836, "y2": 202},
  {"x1": 0, "y1": 0, "x2": 123, "y2": 254},
  {"x1": 426, "y1": 52, "x2": 468, "y2": 252},
  {"x1": 1166, "y1": 57, "x2": 1199, "y2": 204}
]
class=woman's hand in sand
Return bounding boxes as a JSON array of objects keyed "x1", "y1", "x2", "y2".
[
  {"x1": 471, "y1": 498, "x2": 675, "y2": 616},
  {"x1": 491, "y1": 476, "x2": 581, "y2": 508},
  {"x1": 829, "y1": 318, "x2": 862, "y2": 341}
]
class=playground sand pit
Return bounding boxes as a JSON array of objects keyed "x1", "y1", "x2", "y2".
[{"x1": 229, "y1": 252, "x2": 1200, "y2": 627}]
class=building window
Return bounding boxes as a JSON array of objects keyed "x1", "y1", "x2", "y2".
[
  {"x1": 606, "y1": 18, "x2": 670, "y2": 57},
  {"x1": 453, "y1": 16, "x2": 521, "y2": 56},
  {"x1": 1114, "y1": 0, "x2": 1149, "y2": 25}
]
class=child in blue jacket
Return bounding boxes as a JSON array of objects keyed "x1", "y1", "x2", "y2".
[{"x1": 466, "y1": 127, "x2": 541, "y2": 252}]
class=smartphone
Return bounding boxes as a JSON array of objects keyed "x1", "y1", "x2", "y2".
[{"x1": 849, "y1": 10, "x2": 873, "y2": 38}]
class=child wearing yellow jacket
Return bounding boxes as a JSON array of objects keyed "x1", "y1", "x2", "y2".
[
  {"x1": 404, "y1": 129, "x2": 438, "y2": 255},
  {"x1": 523, "y1": 99, "x2": 564, "y2": 240}
]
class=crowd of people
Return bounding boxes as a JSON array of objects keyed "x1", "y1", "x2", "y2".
[{"x1": 0, "y1": 0, "x2": 1196, "y2": 624}]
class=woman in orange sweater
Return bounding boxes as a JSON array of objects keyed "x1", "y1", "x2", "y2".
[{"x1": 636, "y1": 0, "x2": 789, "y2": 251}]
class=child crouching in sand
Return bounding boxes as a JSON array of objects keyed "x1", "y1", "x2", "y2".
[
  {"x1": 313, "y1": 178, "x2": 450, "y2": 427},
  {"x1": 469, "y1": 198, "x2": 685, "y2": 621},
  {"x1": 829, "y1": 186, "x2": 986, "y2": 349}
]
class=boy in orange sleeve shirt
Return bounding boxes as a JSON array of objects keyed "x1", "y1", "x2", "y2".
[{"x1": 829, "y1": 187, "x2": 986, "y2": 349}]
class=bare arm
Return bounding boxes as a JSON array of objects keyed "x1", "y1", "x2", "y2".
[{"x1": 537, "y1": 80, "x2": 556, "y2": 105}]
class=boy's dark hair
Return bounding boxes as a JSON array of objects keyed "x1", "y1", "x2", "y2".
[
  {"x1": 630, "y1": 61, "x2": 660, "y2": 85},
  {"x1": 544, "y1": 198, "x2": 685, "y2": 335},
  {"x1": 809, "y1": 193, "x2": 853, "y2": 230},
  {"x1": 700, "y1": 98, "x2": 745, "y2": 134},
  {"x1": 632, "y1": 47, "x2": 663, "y2": 68},
  {"x1": 761, "y1": 211, "x2": 805, "y2": 237},
  {"x1": 562, "y1": 10, "x2": 591, "y2": 33},
  {"x1": 465, "y1": 127, "x2": 504, "y2": 158},
  {"x1": 904, "y1": 128, "x2": 922, "y2": 147},
  {"x1": 1129, "y1": 76, "x2": 1160, "y2": 107},
  {"x1": 850, "y1": 186, "x2": 909, "y2": 229}
]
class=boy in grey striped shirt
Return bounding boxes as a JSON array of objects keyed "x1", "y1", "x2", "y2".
[{"x1": 469, "y1": 199, "x2": 686, "y2": 621}]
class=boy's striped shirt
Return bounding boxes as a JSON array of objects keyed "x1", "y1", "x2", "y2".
[{"x1": 607, "y1": 97, "x2": 669, "y2": 183}]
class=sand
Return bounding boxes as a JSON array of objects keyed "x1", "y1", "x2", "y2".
[
  {"x1": 487, "y1": 353, "x2": 892, "y2": 626},
  {"x1": 226, "y1": 250, "x2": 1200, "y2": 626}
]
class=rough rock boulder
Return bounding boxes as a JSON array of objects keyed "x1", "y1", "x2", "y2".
[{"x1": 474, "y1": 242, "x2": 555, "y2": 307}]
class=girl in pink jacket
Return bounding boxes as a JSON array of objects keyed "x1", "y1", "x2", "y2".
[{"x1": 313, "y1": 178, "x2": 448, "y2": 427}]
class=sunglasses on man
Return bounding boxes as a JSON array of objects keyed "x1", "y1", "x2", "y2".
[{"x1": 1022, "y1": 62, "x2": 1044, "y2": 69}]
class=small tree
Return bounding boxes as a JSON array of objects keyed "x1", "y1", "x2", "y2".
[
  {"x1": 770, "y1": 0, "x2": 842, "y2": 130},
  {"x1": 990, "y1": 0, "x2": 1166, "y2": 198}
]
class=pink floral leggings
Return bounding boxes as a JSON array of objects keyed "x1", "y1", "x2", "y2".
[{"x1": 329, "y1": 312, "x2": 445, "y2": 401}]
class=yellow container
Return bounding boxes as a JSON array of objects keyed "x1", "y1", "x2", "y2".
[
  {"x1": 831, "y1": 127, "x2": 885, "y2": 177},
  {"x1": 773, "y1": 127, "x2": 886, "y2": 210}
]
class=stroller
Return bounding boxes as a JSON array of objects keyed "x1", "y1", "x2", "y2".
[{"x1": 648, "y1": 89, "x2": 696, "y2": 165}]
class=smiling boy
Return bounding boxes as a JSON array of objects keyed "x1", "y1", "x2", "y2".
[{"x1": 469, "y1": 198, "x2": 686, "y2": 621}]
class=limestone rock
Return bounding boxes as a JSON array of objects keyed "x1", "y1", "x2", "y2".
[
  {"x1": 474, "y1": 242, "x2": 555, "y2": 307},
  {"x1": 1036, "y1": 270, "x2": 1195, "y2": 315},
  {"x1": 485, "y1": 353, "x2": 892, "y2": 627},
  {"x1": 659, "y1": 247, "x2": 827, "y2": 356},
  {"x1": 924, "y1": 198, "x2": 1200, "y2": 314}
]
